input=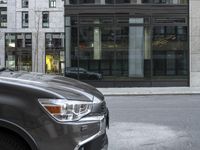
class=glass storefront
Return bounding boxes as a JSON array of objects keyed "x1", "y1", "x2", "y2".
[
  {"x1": 5, "y1": 33, "x2": 32, "y2": 71},
  {"x1": 64, "y1": 1, "x2": 189, "y2": 87},
  {"x1": 45, "y1": 33, "x2": 65, "y2": 75},
  {"x1": 65, "y1": 15, "x2": 189, "y2": 86}
]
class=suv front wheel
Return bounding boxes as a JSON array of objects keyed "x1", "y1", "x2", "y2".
[{"x1": 0, "y1": 131, "x2": 30, "y2": 150}]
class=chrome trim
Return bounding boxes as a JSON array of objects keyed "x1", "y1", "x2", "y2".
[
  {"x1": 74, "y1": 116, "x2": 106, "y2": 150},
  {"x1": 79, "y1": 116, "x2": 104, "y2": 122}
]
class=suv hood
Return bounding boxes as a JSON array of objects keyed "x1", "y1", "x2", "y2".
[{"x1": 0, "y1": 71, "x2": 104, "y2": 102}]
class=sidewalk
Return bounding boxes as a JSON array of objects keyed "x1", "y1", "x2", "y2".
[{"x1": 98, "y1": 87, "x2": 200, "y2": 96}]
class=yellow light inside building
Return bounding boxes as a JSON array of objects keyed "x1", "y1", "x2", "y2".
[{"x1": 46, "y1": 55, "x2": 53, "y2": 71}]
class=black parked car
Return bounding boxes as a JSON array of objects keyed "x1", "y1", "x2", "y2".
[
  {"x1": 65, "y1": 67, "x2": 102, "y2": 80},
  {"x1": 0, "y1": 69, "x2": 109, "y2": 150}
]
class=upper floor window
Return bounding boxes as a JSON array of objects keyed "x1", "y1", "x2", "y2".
[
  {"x1": 69, "y1": 0, "x2": 95, "y2": 4},
  {"x1": 22, "y1": 11, "x2": 29, "y2": 28},
  {"x1": 22, "y1": 0, "x2": 29, "y2": 8},
  {"x1": 79, "y1": 0, "x2": 95, "y2": 4},
  {"x1": 142, "y1": 0, "x2": 188, "y2": 4},
  {"x1": 116, "y1": 0, "x2": 130, "y2": 3},
  {"x1": 105, "y1": 0, "x2": 114, "y2": 4},
  {"x1": 69, "y1": 0, "x2": 78, "y2": 4},
  {"x1": 0, "y1": 7, "x2": 7, "y2": 28},
  {"x1": 49, "y1": 0, "x2": 56, "y2": 8},
  {"x1": 0, "y1": 0, "x2": 7, "y2": 4},
  {"x1": 42, "y1": 11, "x2": 49, "y2": 28}
]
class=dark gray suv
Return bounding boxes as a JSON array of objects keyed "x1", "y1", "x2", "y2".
[{"x1": 0, "y1": 70, "x2": 109, "y2": 150}]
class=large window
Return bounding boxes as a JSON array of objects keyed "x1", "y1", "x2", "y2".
[
  {"x1": 0, "y1": 7, "x2": 7, "y2": 28},
  {"x1": 22, "y1": 11, "x2": 28, "y2": 28},
  {"x1": 5, "y1": 33, "x2": 32, "y2": 71},
  {"x1": 42, "y1": 11, "x2": 49, "y2": 28}
]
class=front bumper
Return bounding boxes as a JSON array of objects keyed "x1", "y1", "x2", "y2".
[
  {"x1": 29, "y1": 107, "x2": 109, "y2": 150},
  {"x1": 75, "y1": 115, "x2": 107, "y2": 150}
]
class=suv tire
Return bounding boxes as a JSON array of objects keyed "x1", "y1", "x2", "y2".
[{"x1": 0, "y1": 131, "x2": 30, "y2": 150}]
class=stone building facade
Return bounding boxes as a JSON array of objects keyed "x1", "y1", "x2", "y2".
[{"x1": 0, "y1": 0, "x2": 64, "y2": 74}]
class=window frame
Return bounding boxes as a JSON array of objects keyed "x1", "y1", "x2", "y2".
[
  {"x1": 22, "y1": 0, "x2": 29, "y2": 8},
  {"x1": 0, "y1": 7, "x2": 7, "y2": 28},
  {"x1": 49, "y1": 0, "x2": 56, "y2": 8},
  {"x1": 42, "y1": 11, "x2": 49, "y2": 28},
  {"x1": 22, "y1": 11, "x2": 29, "y2": 28}
]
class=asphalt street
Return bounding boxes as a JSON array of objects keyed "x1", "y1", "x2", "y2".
[{"x1": 106, "y1": 95, "x2": 200, "y2": 150}]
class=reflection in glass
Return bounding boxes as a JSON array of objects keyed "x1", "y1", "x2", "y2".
[
  {"x1": 152, "y1": 26, "x2": 188, "y2": 77},
  {"x1": 79, "y1": 26, "x2": 94, "y2": 49},
  {"x1": 115, "y1": 26, "x2": 129, "y2": 49},
  {"x1": 102, "y1": 27, "x2": 115, "y2": 49},
  {"x1": 67, "y1": 15, "x2": 188, "y2": 83}
]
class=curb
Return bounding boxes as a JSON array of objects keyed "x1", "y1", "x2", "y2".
[{"x1": 97, "y1": 87, "x2": 200, "y2": 96}]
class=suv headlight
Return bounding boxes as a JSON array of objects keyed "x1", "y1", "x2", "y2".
[{"x1": 38, "y1": 99, "x2": 93, "y2": 122}]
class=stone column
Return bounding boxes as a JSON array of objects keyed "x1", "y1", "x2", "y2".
[
  {"x1": 101, "y1": 0, "x2": 105, "y2": 4},
  {"x1": 172, "y1": 0, "x2": 178, "y2": 4},
  {"x1": 95, "y1": 0, "x2": 101, "y2": 4},
  {"x1": 0, "y1": 32, "x2": 5, "y2": 68},
  {"x1": 65, "y1": 0, "x2": 70, "y2": 5},
  {"x1": 93, "y1": 19, "x2": 102, "y2": 60},
  {"x1": 32, "y1": 32, "x2": 36, "y2": 72},
  {"x1": 190, "y1": 0, "x2": 200, "y2": 87},
  {"x1": 65, "y1": 17, "x2": 71, "y2": 68},
  {"x1": 94, "y1": 27, "x2": 102, "y2": 60},
  {"x1": 144, "y1": 27, "x2": 151, "y2": 60},
  {"x1": 130, "y1": 0, "x2": 142, "y2": 4},
  {"x1": 129, "y1": 18, "x2": 144, "y2": 77},
  {"x1": 38, "y1": 32, "x2": 45, "y2": 73}
]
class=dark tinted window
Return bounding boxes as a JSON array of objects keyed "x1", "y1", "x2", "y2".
[{"x1": 116, "y1": 0, "x2": 130, "y2": 3}]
